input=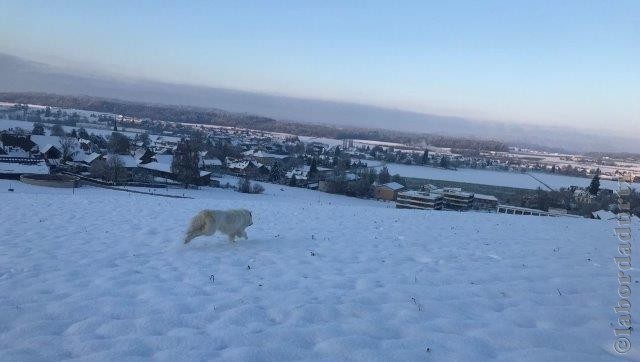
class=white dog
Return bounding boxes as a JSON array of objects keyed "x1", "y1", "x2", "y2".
[{"x1": 184, "y1": 209, "x2": 253, "y2": 244}]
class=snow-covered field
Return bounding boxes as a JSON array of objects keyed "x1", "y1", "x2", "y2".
[
  {"x1": 372, "y1": 162, "x2": 640, "y2": 191},
  {"x1": 1, "y1": 179, "x2": 637, "y2": 361}
]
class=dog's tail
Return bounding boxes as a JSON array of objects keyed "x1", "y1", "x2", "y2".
[{"x1": 184, "y1": 210, "x2": 210, "y2": 244}]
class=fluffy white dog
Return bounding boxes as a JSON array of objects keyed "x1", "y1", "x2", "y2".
[{"x1": 184, "y1": 209, "x2": 253, "y2": 244}]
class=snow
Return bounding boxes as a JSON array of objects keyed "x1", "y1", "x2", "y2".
[
  {"x1": 0, "y1": 179, "x2": 637, "y2": 360},
  {"x1": 374, "y1": 163, "x2": 640, "y2": 191},
  {"x1": 0, "y1": 161, "x2": 49, "y2": 175}
]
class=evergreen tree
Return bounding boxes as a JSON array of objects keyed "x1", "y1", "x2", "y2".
[
  {"x1": 439, "y1": 156, "x2": 449, "y2": 169},
  {"x1": 78, "y1": 127, "x2": 90, "y2": 139},
  {"x1": 588, "y1": 169, "x2": 601, "y2": 196},
  {"x1": 334, "y1": 146, "x2": 341, "y2": 157},
  {"x1": 31, "y1": 123, "x2": 45, "y2": 135},
  {"x1": 51, "y1": 124, "x2": 65, "y2": 137},
  {"x1": 309, "y1": 158, "x2": 318, "y2": 177},
  {"x1": 421, "y1": 149, "x2": 429, "y2": 165},
  {"x1": 378, "y1": 166, "x2": 391, "y2": 184},
  {"x1": 289, "y1": 174, "x2": 297, "y2": 187},
  {"x1": 270, "y1": 162, "x2": 282, "y2": 182},
  {"x1": 108, "y1": 132, "x2": 131, "y2": 154},
  {"x1": 171, "y1": 139, "x2": 200, "y2": 188}
]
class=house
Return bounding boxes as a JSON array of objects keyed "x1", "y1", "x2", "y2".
[
  {"x1": 318, "y1": 173, "x2": 360, "y2": 193},
  {"x1": 473, "y1": 194, "x2": 498, "y2": 211},
  {"x1": 40, "y1": 144, "x2": 62, "y2": 160},
  {"x1": 396, "y1": 190, "x2": 443, "y2": 210},
  {"x1": 201, "y1": 157, "x2": 223, "y2": 171},
  {"x1": 133, "y1": 147, "x2": 156, "y2": 164},
  {"x1": 373, "y1": 182, "x2": 406, "y2": 201},
  {"x1": 225, "y1": 158, "x2": 262, "y2": 178},
  {"x1": 138, "y1": 161, "x2": 212, "y2": 186},
  {"x1": 242, "y1": 149, "x2": 290, "y2": 165}
]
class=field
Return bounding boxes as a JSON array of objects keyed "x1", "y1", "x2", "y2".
[
  {"x1": 376, "y1": 162, "x2": 640, "y2": 191},
  {"x1": 0, "y1": 179, "x2": 635, "y2": 361}
]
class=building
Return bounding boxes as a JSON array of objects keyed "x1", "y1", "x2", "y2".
[
  {"x1": 497, "y1": 205, "x2": 582, "y2": 218},
  {"x1": 373, "y1": 182, "x2": 406, "y2": 201},
  {"x1": 473, "y1": 194, "x2": 498, "y2": 211},
  {"x1": 396, "y1": 190, "x2": 443, "y2": 210},
  {"x1": 434, "y1": 188, "x2": 474, "y2": 210}
]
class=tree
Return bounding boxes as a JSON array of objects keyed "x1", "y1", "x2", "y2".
[
  {"x1": 251, "y1": 183, "x2": 265, "y2": 194},
  {"x1": 44, "y1": 106, "x2": 51, "y2": 117},
  {"x1": 171, "y1": 139, "x2": 200, "y2": 188},
  {"x1": 439, "y1": 156, "x2": 449, "y2": 169},
  {"x1": 59, "y1": 137, "x2": 78, "y2": 163},
  {"x1": 588, "y1": 169, "x2": 601, "y2": 196},
  {"x1": 90, "y1": 159, "x2": 107, "y2": 179},
  {"x1": 108, "y1": 132, "x2": 131, "y2": 154},
  {"x1": 51, "y1": 124, "x2": 65, "y2": 137},
  {"x1": 309, "y1": 158, "x2": 318, "y2": 179},
  {"x1": 421, "y1": 149, "x2": 429, "y2": 165},
  {"x1": 106, "y1": 155, "x2": 126, "y2": 183},
  {"x1": 378, "y1": 166, "x2": 391, "y2": 184},
  {"x1": 237, "y1": 177, "x2": 252, "y2": 193},
  {"x1": 269, "y1": 162, "x2": 283, "y2": 182},
  {"x1": 32, "y1": 123, "x2": 45, "y2": 135},
  {"x1": 391, "y1": 174, "x2": 404, "y2": 184},
  {"x1": 78, "y1": 127, "x2": 90, "y2": 140},
  {"x1": 136, "y1": 132, "x2": 151, "y2": 147},
  {"x1": 289, "y1": 174, "x2": 297, "y2": 187}
]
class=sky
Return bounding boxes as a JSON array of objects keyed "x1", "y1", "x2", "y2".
[{"x1": 0, "y1": 0, "x2": 638, "y2": 133}]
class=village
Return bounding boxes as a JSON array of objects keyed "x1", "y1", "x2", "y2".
[{"x1": 1, "y1": 103, "x2": 639, "y2": 220}]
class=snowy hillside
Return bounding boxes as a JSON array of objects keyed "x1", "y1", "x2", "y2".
[{"x1": 0, "y1": 180, "x2": 637, "y2": 361}]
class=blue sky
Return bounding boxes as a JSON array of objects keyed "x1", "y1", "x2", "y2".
[{"x1": 0, "y1": 0, "x2": 638, "y2": 132}]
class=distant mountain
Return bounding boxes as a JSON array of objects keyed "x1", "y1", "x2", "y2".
[{"x1": 0, "y1": 52, "x2": 637, "y2": 153}]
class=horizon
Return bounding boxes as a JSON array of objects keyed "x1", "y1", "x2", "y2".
[{"x1": 1, "y1": 1, "x2": 639, "y2": 136}]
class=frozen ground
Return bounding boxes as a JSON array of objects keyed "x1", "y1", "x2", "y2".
[{"x1": 0, "y1": 180, "x2": 637, "y2": 361}]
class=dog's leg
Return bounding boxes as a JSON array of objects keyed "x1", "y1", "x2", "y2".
[
  {"x1": 228, "y1": 233, "x2": 236, "y2": 243},
  {"x1": 240, "y1": 230, "x2": 248, "y2": 239}
]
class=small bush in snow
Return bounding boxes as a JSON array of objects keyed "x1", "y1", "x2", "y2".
[
  {"x1": 236, "y1": 177, "x2": 264, "y2": 194},
  {"x1": 251, "y1": 184, "x2": 265, "y2": 194}
]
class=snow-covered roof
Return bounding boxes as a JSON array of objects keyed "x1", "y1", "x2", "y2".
[
  {"x1": 202, "y1": 158, "x2": 222, "y2": 166},
  {"x1": 105, "y1": 154, "x2": 139, "y2": 168},
  {"x1": 30, "y1": 135, "x2": 62, "y2": 151},
  {"x1": 591, "y1": 210, "x2": 617, "y2": 220},
  {"x1": 286, "y1": 169, "x2": 308, "y2": 180},
  {"x1": 226, "y1": 158, "x2": 262, "y2": 170},
  {"x1": 140, "y1": 161, "x2": 171, "y2": 173},
  {"x1": 380, "y1": 182, "x2": 405, "y2": 191},
  {"x1": 74, "y1": 152, "x2": 102, "y2": 164},
  {"x1": 154, "y1": 154, "x2": 173, "y2": 164},
  {"x1": 474, "y1": 194, "x2": 498, "y2": 202},
  {"x1": 398, "y1": 190, "x2": 442, "y2": 200},
  {"x1": 40, "y1": 144, "x2": 60, "y2": 154},
  {"x1": 139, "y1": 162, "x2": 211, "y2": 178}
]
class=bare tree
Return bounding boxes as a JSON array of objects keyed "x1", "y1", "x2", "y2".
[
  {"x1": 59, "y1": 137, "x2": 78, "y2": 163},
  {"x1": 106, "y1": 155, "x2": 126, "y2": 184}
]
